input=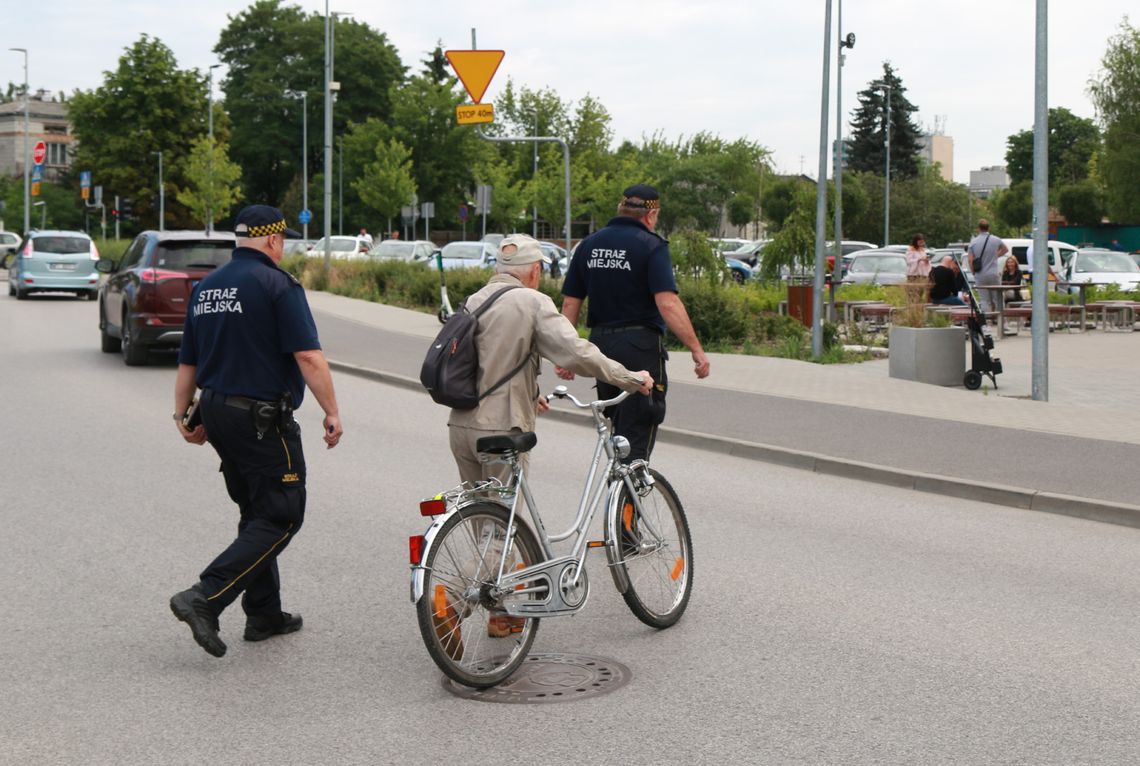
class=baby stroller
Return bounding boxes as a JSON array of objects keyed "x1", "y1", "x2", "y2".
[{"x1": 962, "y1": 280, "x2": 1002, "y2": 390}]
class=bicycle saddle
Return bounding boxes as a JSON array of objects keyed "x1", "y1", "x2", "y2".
[{"x1": 476, "y1": 432, "x2": 537, "y2": 455}]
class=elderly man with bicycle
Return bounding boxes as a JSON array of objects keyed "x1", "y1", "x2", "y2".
[
  {"x1": 447, "y1": 234, "x2": 653, "y2": 484},
  {"x1": 414, "y1": 236, "x2": 694, "y2": 688}
]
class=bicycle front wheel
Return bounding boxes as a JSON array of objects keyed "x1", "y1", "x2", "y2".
[
  {"x1": 614, "y1": 469, "x2": 693, "y2": 628},
  {"x1": 416, "y1": 503, "x2": 542, "y2": 688}
]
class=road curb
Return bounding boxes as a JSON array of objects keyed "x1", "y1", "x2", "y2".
[{"x1": 329, "y1": 358, "x2": 1140, "y2": 531}]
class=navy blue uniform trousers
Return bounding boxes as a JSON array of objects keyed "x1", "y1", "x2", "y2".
[
  {"x1": 590, "y1": 327, "x2": 668, "y2": 462},
  {"x1": 197, "y1": 390, "x2": 306, "y2": 618}
]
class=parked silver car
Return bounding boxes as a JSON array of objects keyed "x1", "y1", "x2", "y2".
[
  {"x1": 368, "y1": 239, "x2": 436, "y2": 262},
  {"x1": 843, "y1": 250, "x2": 908, "y2": 285},
  {"x1": 6, "y1": 230, "x2": 100, "y2": 300}
]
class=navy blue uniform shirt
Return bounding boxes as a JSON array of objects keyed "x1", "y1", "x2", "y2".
[
  {"x1": 178, "y1": 247, "x2": 320, "y2": 406},
  {"x1": 562, "y1": 216, "x2": 677, "y2": 332}
]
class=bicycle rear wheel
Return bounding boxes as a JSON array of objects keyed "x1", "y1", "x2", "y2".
[
  {"x1": 416, "y1": 503, "x2": 542, "y2": 688},
  {"x1": 614, "y1": 469, "x2": 693, "y2": 628}
]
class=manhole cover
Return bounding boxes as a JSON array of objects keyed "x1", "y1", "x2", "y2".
[{"x1": 441, "y1": 652, "x2": 631, "y2": 704}]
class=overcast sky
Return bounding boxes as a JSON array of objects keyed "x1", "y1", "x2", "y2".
[{"x1": 4, "y1": 1, "x2": 1133, "y2": 184}]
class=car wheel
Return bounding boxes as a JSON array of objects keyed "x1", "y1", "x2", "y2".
[
  {"x1": 731, "y1": 270, "x2": 745, "y2": 285},
  {"x1": 7, "y1": 280, "x2": 13, "y2": 296},
  {"x1": 100, "y1": 304, "x2": 121, "y2": 353},
  {"x1": 15, "y1": 285, "x2": 27, "y2": 300},
  {"x1": 120, "y1": 312, "x2": 148, "y2": 366},
  {"x1": 86, "y1": 290, "x2": 99, "y2": 301}
]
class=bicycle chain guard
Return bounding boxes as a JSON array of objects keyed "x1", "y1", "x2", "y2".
[{"x1": 499, "y1": 555, "x2": 590, "y2": 617}]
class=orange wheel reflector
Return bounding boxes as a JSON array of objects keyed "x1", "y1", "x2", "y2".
[
  {"x1": 433, "y1": 584, "x2": 449, "y2": 618},
  {"x1": 622, "y1": 503, "x2": 634, "y2": 532},
  {"x1": 671, "y1": 558, "x2": 684, "y2": 581}
]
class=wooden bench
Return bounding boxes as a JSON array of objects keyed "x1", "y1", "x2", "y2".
[{"x1": 1086, "y1": 301, "x2": 1136, "y2": 332}]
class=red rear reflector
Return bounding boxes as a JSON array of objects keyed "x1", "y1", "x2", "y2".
[
  {"x1": 141, "y1": 268, "x2": 185, "y2": 283},
  {"x1": 409, "y1": 535, "x2": 426, "y2": 565},
  {"x1": 420, "y1": 498, "x2": 446, "y2": 516}
]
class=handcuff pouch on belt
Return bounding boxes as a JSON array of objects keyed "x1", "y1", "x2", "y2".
[{"x1": 251, "y1": 392, "x2": 295, "y2": 440}]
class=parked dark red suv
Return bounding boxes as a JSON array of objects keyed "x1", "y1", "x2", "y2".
[{"x1": 96, "y1": 230, "x2": 236, "y2": 365}]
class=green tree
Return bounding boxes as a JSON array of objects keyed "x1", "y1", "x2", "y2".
[
  {"x1": 473, "y1": 154, "x2": 530, "y2": 233},
  {"x1": 352, "y1": 137, "x2": 416, "y2": 236},
  {"x1": 1088, "y1": 18, "x2": 1140, "y2": 221},
  {"x1": 1057, "y1": 181, "x2": 1104, "y2": 226},
  {"x1": 68, "y1": 35, "x2": 212, "y2": 231},
  {"x1": 760, "y1": 185, "x2": 818, "y2": 279},
  {"x1": 215, "y1": 0, "x2": 405, "y2": 206},
  {"x1": 177, "y1": 136, "x2": 243, "y2": 228},
  {"x1": 1, "y1": 177, "x2": 87, "y2": 232},
  {"x1": 1004, "y1": 107, "x2": 1101, "y2": 187},
  {"x1": 386, "y1": 73, "x2": 486, "y2": 230},
  {"x1": 989, "y1": 181, "x2": 1033, "y2": 234},
  {"x1": 763, "y1": 176, "x2": 811, "y2": 232},
  {"x1": 847, "y1": 62, "x2": 923, "y2": 179}
]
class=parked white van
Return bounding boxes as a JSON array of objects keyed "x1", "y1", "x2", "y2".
[{"x1": 1002, "y1": 238, "x2": 1078, "y2": 277}]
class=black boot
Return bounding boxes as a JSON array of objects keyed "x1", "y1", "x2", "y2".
[
  {"x1": 244, "y1": 611, "x2": 303, "y2": 642},
  {"x1": 170, "y1": 588, "x2": 226, "y2": 658}
]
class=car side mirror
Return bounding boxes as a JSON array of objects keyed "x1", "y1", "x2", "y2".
[{"x1": 95, "y1": 258, "x2": 116, "y2": 274}]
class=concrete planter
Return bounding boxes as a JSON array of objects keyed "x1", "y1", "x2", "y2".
[{"x1": 888, "y1": 326, "x2": 967, "y2": 386}]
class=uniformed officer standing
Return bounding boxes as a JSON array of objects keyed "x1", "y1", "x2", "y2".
[
  {"x1": 170, "y1": 205, "x2": 343, "y2": 658},
  {"x1": 558, "y1": 184, "x2": 710, "y2": 462}
]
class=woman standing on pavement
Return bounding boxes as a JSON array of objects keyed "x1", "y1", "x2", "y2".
[{"x1": 905, "y1": 233, "x2": 932, "y2": 304}]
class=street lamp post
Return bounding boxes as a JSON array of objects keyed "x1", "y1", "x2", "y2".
[
  {"x1": 337, "y1": 137, "x2": 344, "y2": 235},
  {"x1": 834, "y1": 14, "x2": 855, "y2": 277},
  {"x1": 880, "y1": 83, "x2": 892, "y2": 245},
  {"x1": 10, "y1": 48, "x2": 29, "y2": 234},
  {"x1": 285, "y1": 90, "x2": 309, "y2": 240},
  {"x1": 206, "y1": 63, "x2": 221, "y2": 234},
  {"x1": 323, "y1": 2, "x2": 333, "y2": 274},
  {"x1": 33, "y1": 200, "x2": 45, "y2": 229},
  {"x1": 810, "y1": 0, "x2": 834, "y2": 359},
  {"x1": 152, "y1": 151, "x2": 164, "y2": 232}
]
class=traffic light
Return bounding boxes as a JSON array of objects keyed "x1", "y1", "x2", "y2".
[
  {"x1": 111, "y1": 209, "x2": 119, "y2": 222},
  {"x1": 119, "y1": 197, "x2": 134, "y2": 221}
]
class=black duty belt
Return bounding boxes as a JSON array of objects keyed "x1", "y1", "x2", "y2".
[
  {"x1": 204, "y1": 390, "x2": 276, "y2": 411},
  {"x1": 591, "y1": 324, "x2": 661, "y2": 336}
]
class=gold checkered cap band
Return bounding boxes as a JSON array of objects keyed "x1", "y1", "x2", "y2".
[
  {"x1": 243, "y1": 220, "x2": 287, "y2": 237},
  {"x1": 621, "y1": 196, "x2": 660, "y2": 210}
]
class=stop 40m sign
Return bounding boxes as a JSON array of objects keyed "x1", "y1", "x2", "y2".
[{"x1": 32, "y1": 141, "x2": 47, "y2": 165}]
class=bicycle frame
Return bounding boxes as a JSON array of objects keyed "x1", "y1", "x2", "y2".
[{"x1": 410, "y1": 387, "x2": 662, "y2": 615}]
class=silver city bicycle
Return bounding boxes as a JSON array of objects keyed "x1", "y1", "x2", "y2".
[{"x1": 409, "y1": 386, "x2": 694, "y2": 688}]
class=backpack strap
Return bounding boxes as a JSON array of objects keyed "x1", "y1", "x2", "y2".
[{"x1": 466, "y1": 285, "x2": 531, "y2": 401}]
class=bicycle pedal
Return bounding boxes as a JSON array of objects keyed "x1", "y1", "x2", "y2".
[{"x1": 587, "y1": 540, "x2": 606, "y2": 549}]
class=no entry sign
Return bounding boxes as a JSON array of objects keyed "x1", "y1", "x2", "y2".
[{"x1": 32, "y1": 141, "x2": 47, "y2": 165}]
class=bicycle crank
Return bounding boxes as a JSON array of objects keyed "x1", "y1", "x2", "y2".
[{"x1": 497, "y1": 555, "x2": 590, "y2": 617}]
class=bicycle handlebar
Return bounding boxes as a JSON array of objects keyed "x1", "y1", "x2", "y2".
[{"x1": 546, "y1": 385, "x2": 630, "y2": 410}]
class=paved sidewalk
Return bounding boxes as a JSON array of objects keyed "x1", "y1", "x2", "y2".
[{"x1": 307, "y1": 291, "x2": 1140, "y2": 516}]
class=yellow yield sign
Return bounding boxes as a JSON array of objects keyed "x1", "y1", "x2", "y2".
[
  {"x1": 456, "y1": 103, "x2": 494, "y2": 126},
  {"x1": 445, "y1": 50, "x2": 504, "y2": 104}
]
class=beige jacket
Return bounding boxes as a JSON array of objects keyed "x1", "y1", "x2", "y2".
[{"x1": 447, "y1": 273, "x2": 645, "y2": 433}]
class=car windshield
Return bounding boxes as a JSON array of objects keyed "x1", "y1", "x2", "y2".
[
  {"x1": 1076, "y1": 253, "x2": 1139, "y2": 273},
  {"x1": 372, "y1": 242, "x2": 415, "y2": 258},
  {"x1": 849, "y1": 255, "x2": 906, "y2": 273},
  {"x1": 442, "y1": 243, "x2": 484, "y2": 260},
  {"x1": 33, "y1": 236, "x2": 90, "y2": 254},
  {"x1": 313, "y1": 238, "x2": 356, "y2": 252},
  {"x1": 154, "y1": 242, "x2": 233, "y2": 269}
]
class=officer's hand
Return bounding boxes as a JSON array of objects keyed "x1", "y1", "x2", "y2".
[
  {"x1": 692, "y1": 350, "x2": 711, "y2": 379},
  {"x1": 323, "y1": 414, "x2": 343, "y2": 449},
  {"x1": 177, "y1": 421, "x2": 208, "y2": 445},
  {"x1": 634, "y1": 371, "x2": 654, "y2": 396},
  {"x1": 535, "y1": 395, "x2": 550, "y2": 415},
  {"x1": 555, "y1": 365, "x2": 575, "y2": 381}
]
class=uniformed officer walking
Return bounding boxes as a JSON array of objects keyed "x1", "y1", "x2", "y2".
[
  {"x1": 558, "y1": 184, "x2": 709, "y2": 462},
  {"x1": 170, "y1": 205, "x2": 343, "y2": 658}
]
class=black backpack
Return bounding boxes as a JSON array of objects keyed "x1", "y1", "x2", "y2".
[{"x1": 420, "y1": 286, "x2": 529, "y2": 409}]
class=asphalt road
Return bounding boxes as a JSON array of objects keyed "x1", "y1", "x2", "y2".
[{"x1": 3, "y1": 293, "x2": 1140, "y2": 764}]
